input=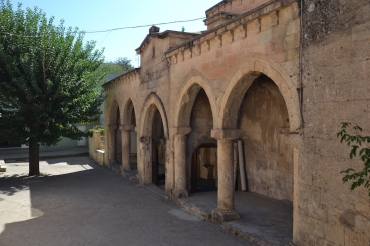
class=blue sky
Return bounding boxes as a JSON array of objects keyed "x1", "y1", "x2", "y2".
[{"x1": 14, "y1": 0, "x2": 218, "y2": 66}]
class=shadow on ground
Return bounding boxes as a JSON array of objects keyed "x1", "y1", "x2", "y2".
[{"x1": 0, "y1": 156, "x2": 250, "y2": 246}]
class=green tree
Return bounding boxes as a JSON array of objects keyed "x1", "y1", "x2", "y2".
[
  {"x1": 114, "y1": 57, "x2": 134, "y2": 72},
  {"x1": 98, "y1": 63, "x2": 125, "y2": 74},
  {"x1": 337, "y1": 122, "x2": 370, "y2": 196},
  {"x1": 0, "y1": 1, "x2": 105, "y2": 175},
  {"x1": 97, "y1": 57, "x2": 134, "y2": 79}
]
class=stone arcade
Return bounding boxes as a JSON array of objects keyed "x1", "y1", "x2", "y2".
[{"x1": 96, "y1": 0, "x2": 370, "y2": 245}]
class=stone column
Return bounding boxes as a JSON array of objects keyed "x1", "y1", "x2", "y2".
[
  {"x1": 139, "y1": 136, "x2": 151, "y2": 185},
  {"x1": 211, "y1": 129, "x2": 241, "y2": 223},
  {"x1": 108, "y1": 125, "x2": 117, "y2": 165},
  {"x1": 172, "y1": 127, "x2": 191, "y2": 199},
  {"x1": 120, "y1": 125, "x2": 133, "y2": 172}
]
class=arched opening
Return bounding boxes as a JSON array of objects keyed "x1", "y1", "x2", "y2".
[
  {"x1": 213, "y1": 60, "x2": 297, "y2": 239},
  {"x1": 121, "y1": 98, "x2": 138, "y2": 173},
  {"x1": 237, "y1": 74, "x2": 293, "y2": 201},
  {"x1": 174, "y1": 76, "x2": 217, "y2": 129},
  {"x1": 151, "y1": 108, "x2": 166, "y2": 186},
  {"x1": 129, "y1": 106, "x2": 137, "y2": 170},
  {"x1": 139, "y1": 93, "x2": 168, "y2": 186},
  {"x1": 186, "y1": 89, "x2": 216, "y2": 194},
  {"x1": 107, "y1": 99, "x2": 121, "y2": 165},
  {"x1": 115, "y1": 107, "x2": 122, "y2": 163},
  {"x1": 171, "y1": 78, "x2": 217, "y2": 198},
  {"x1": 190, "y1": 143, "x2": 217, "y2": 193}
]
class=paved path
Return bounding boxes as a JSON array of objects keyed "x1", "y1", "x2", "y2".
[{"x1": 0, "y1": 156, "x2": 251, "y2": 246}]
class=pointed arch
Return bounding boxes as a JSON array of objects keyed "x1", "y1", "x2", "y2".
[
  {"x1": 122, "y1": 98, "x2": 138, "y2": 127},
  {"x1": 139, "y1": 92, "x2": 169, "y2": 139},
  {"x1": 219, "y1": 58, "x2": 301, "y2": 131},
  {"x1": 106, "y1": 97, "x2": 122, "y2": 165},
  {"x1": 174, "y1": 74, "x2": 217, "y2": 128},
  {"x1": 108, "y1": 98, "x2": 120, "y2": 126},
  {"x1": 137, "y1": 92, "x2": 169, "y2": 185}
]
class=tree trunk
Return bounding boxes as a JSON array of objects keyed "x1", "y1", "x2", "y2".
[{"x1": 29, "y1": 144, "x2": 40, "y2": 176}]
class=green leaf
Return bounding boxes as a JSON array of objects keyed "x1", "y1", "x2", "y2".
[
  {"x1": 341, "y1": 168, "x2": 355, "y2": 174},
  {"x1": 350, "y1": 145, "x2": 359, "y2": 158},
  {"x1": 353, "y1": 125, "x2": 363, "y2": 132}
]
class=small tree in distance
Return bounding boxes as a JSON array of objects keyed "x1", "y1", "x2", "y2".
[
  {"x1": 337, "y1": 122, "x2": 370, "y2": 196},
  {"x1": 114, "y1": 57, "x2": 134, "y2": 72},
  {"x1": 98, "y1": 57, "x2": 134, "y2": 76},
  {"x1": 0, "y1": 0, "x2": 105, "y2": 175}
]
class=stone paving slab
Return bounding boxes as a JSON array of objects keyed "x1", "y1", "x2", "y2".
[
  {"x1": 0, "y1": 156, "x2": 251, "y2": 246},
  {"x1": 1, "y1": 148, "x2": 292, "y2": 246}
]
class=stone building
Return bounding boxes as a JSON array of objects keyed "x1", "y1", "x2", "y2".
[{"x1": 100, "y1": 0, "x2": 370, "y2": 245}]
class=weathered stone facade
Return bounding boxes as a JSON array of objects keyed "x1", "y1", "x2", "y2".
[
  {"x1": 297, "y1": 0, "x2": 370, "y2": 245},
  {"x1": 100, "y1": 0, "x2": 370, "y2": 245}
]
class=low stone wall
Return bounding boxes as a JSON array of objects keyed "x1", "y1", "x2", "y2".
[
  {"x1": 0, "y1": 159, "x2": 6, "y2": 172},
  {"x1": 89, "y1": 132, "x2": 105, "y2": 166}
]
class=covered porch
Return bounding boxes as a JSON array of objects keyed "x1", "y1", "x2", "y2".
[{"x1": 177, "y1": 191, "x2": 293, "y2": 246}]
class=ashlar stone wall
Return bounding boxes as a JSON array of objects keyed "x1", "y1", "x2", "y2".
[{"x1": 298, "y1": 0, "x2": 370, "y2": 245}]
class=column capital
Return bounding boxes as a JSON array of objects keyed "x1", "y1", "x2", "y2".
[
  {"x1": 172, "y1": 126, "x2": 191, "y2": 135},
  {"x1": 211, "y1": 129, "x2": 241, "y2": 140},
  {"x1": 108, "y1": 124, "x2": 118, "y2": 130},
  {"x1": 119, "y1": 124, "x2": 134, "y2": 131}
]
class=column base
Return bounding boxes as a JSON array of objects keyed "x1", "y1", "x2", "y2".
[
  {"x1": 106, "y1": 162, "x2": 112, "y2": 168},
  {"x1": 211, "y1": 208, "x2": 240, "y2": 223},
  {"x1": 120, "y1": 165, "x2": 131, "y2": 172},
  {"x1": 171, "y1": 188, "x2": 188, "y2": 199}
]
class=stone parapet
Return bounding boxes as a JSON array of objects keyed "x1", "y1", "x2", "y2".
[
  {"x1": 204, "y1": 0, "x2": 272, "y2": 30},
  {"x1": 165, "y1": 0, "x2": 297, "y2": 62},
  {"x1": 103, "y1": 68, "x2": 141, "y2": 90}
]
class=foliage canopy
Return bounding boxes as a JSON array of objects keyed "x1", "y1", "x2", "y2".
[
  {"x1": 0, "y1": 0, "x2": 105, "y2": 174},
  {"x1": 337, "y1": 122, "x2": 370, "y2": 196},
  {"x1": 99, "y1": 57, "x2": 134, "y2": 75}
]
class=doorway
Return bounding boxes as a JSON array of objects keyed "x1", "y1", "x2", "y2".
[
  {"x1": 191, "y1": 143, "x2": 217, "y2": 193},
  {"x1": 151, "y1": 109, "x2": 165, "y2": 186}
]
